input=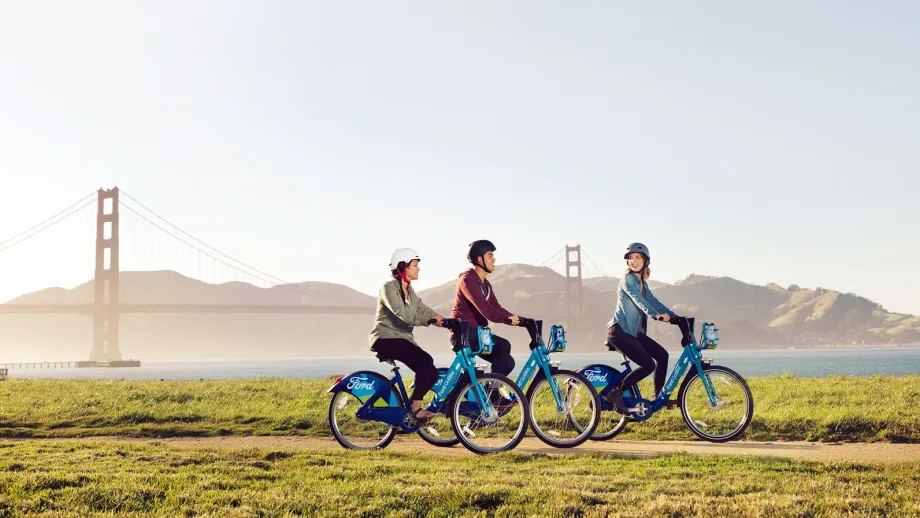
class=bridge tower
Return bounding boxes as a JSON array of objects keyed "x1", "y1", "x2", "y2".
[
  {"x1": 91, "y1": 187, "x2": 121, "y2": 361},
  {"x1": 565, "y1": 244, "x2": 583, "y2": 340}
]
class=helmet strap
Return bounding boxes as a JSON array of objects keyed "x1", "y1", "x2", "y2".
[
  {"x1": 476, "y1": 256, "x2": 493, "y2": 274},
  {"x1": 396, "y1": 263, "x2": 411, "y2": 285}
]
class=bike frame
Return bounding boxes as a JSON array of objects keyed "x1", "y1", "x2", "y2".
[
  {"x1": 512, "y1": 320, "x2": 569, "y2": 410},
  {"x1": 343, "y1": 323, "x2": 499, "y2": 432},
  {"x1": 596, "y1": 318, "x2": 721, "y2": 419}
]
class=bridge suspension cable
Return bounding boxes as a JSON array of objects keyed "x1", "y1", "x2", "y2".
[
  {"x1": 580, "y1": 247, "x2": 608, "y2": 279},
  {"x1": 117, "y1": 191, "x2": 352, "y2": 304},
  {"x1": 0, "y1": 190, "x2": 97, "y2": 255},
  {"x1": 539, "y1": 246, "x2": 566, "y2": 268}
]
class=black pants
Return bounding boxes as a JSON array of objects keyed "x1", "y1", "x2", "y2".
[
  {"x1": 608, "y1": 324, "x2": 669, "y2": 394},
  {"x1": 453, "y1": 329, "x2": 516, "y2": 376},
  {"x1": 371, "y1": 338, "x2": 438, "y2": 401}
]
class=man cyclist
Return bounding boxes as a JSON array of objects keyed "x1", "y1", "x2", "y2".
[{"x1": 450, "y1": 239, "x2": 523, "y2": 384}]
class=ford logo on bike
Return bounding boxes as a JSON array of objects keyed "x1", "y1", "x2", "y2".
[
  {"x1": 581, "y1": 368, "x2": 608, "y2": 384},
  {"x1": 347, "y1": 376, "x2": 376, "y2": 391}
]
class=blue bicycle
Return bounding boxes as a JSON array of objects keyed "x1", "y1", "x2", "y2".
[
  {"x1": 327, "y1": 318, "x2": 531, "y2": 455},
  {"x1": 416, "y1": 318, "x2": 601, "y2": 449},
  {"x1": 576, "y1": 316, "x2": 754, "y2": 442}
]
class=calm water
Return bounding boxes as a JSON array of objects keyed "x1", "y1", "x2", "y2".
[{"x1": 5, "y1": 346, "x2": 920, "y2": 380}]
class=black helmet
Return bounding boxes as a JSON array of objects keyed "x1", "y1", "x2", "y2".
[
  {"x1": 624, "y1": 242, "x2": 650, "y2": 265},
  {"x1": 467, "y1": 239, "x2": 497, "y2": 271}
]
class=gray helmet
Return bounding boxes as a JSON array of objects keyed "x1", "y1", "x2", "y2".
[{"x1": 624, "y1": 242, "x2": 650, "y2": 265}]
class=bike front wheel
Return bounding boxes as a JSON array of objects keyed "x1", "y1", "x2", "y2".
[
  {"x1": 527, "y1": 369, "x2": 600, "y2": 448},
  {"x1": 449, "y1": 373, "x2": 530, "y2": 455},
  {"x1": 679, "y1": 364, "x2": 753, "y2": 442}
]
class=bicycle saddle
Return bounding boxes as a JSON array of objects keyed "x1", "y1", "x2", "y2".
[{"x1": 374, "y1": 352, "x2": 395, "y2": 364}]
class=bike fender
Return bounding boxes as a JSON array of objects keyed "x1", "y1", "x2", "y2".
[
  {"x1": 577, "y1": 364, "x2": 627, "y2": 395},
  {"x1": 326, "y1": 370, "x2": 400, "y2": 407}
]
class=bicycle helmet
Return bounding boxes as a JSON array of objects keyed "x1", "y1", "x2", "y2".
[
  {"x1": 389, "y1": 248, "x2": 420, "y2": 271},
  {"x1": 624, "y1": 242, "x2": 650, "y2": 266},
  {"x1": 467, "y1": 239, "x2": 496, "y2": 272}
]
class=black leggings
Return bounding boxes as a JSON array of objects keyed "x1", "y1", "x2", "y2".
[
  {"x1": 371, "y1": 338, "x2": 438, "y2": 401},
  {"x1": 608, "y1": 324, "x2": 669, "y2": 394}
]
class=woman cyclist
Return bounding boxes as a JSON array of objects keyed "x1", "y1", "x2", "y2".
[
  {"x1": 368, "y1": 248, "x2": 444, "y2": 421},
  {"x1": 604, "y1": 242, "x2": 679, "y2": 414}
]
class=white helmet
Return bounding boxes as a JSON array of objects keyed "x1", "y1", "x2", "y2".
[{"x1": 389, "y1": 248, "x2": 421, "y2": 271}]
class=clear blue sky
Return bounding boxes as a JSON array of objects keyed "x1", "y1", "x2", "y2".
[{"x1": 1, "y1": 1, "x2": 918, "y2": 314}]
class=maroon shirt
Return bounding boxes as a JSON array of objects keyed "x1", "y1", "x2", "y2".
[{"x1": 450, "y1": 268, "x2": 514, "y2": 331}]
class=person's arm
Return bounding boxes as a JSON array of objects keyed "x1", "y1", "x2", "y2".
[
  {"x1": 458, "y1": 274, "x2": 513, "y2": 323},
  {"x1": 411, "y1": 295, "x2": 439, "y2": 326},
  {"x1": 379, "y1": 281, "x2": 416, "y2": 324},
  {"x1": 645, "y1": 287, "x2": 678, "y2": 318},
  {"x1": 485, "y1": 283, "x2": 514, "y2": 320},
  {"x1": 620, "y1": 274, "x2": 660, "y2": 318}
]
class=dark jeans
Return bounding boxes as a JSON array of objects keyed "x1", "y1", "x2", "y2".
[
  {"x1": 452, "y1": 329, "x2": 516, "y2": 376},
  {"x1": 371, "y1": 338, "x2": 438, "y2": 401},
  {"x1": 607, "y1": 324, "x2": 669, "y2": 394}
]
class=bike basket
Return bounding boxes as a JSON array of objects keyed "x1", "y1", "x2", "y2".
[
  {"x1": 700, "y1": 322, "x2": 719, "y2": 349},
  {"x1": 546, "y1": 324, "x2": 567, "y2": 353},
  {"x1": 477, "y1": 326, "x2": 494, "y2": 355}
]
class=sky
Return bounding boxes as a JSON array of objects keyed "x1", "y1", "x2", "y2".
[{"x1": 0, "y1": 1, "x2": 918, "y2": 314}]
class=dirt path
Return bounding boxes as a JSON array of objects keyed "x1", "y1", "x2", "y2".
[{"x1": 6, "y1": 435, "x2": 920, "y2": 464}]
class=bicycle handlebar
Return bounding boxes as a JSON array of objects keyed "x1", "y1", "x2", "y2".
[{"x1": 655, "y1": 315, "x2": 695, "y2": 346}]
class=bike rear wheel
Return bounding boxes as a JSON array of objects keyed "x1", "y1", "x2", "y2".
[
  {"x1": 328, "y1": 391, "x2": 401, "y2": 450},
  {"x1": 679, "y1": 364, "x2": 753, "y2": 442},
  {"x1": 527, "y1": 369, "x2": 600, "y2": 448},
  {"x1": 416, "y1": 390, "x2": 460, "y2": 447},
  {"x1": 449, "y1": 373, "x2": 530, "y2": 455}
]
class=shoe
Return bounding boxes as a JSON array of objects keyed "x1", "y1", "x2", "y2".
[{"x1": 604, "y1": 386, "x2": 630, "y2": 415}]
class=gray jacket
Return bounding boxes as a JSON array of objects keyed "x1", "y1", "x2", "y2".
[{"x1": 368, "y1": 278, "x2": 438, "y2": 348}]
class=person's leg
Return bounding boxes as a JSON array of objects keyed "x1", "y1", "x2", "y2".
[
  {"x1": 467, "y1": 330, "x2": 516, "y2": 408},
  {"x1": 604, "y1": 325, "x2": 656, "y2": 414},
  {"x1": 636, "y1": 333, "x2": 669, "y2": 396},
  {"x1": 478, "y1": 334, "x2": 515, "y2": 376},
  {"x1": 371, "y1": 338, "x2": 438, "y2": 418}
]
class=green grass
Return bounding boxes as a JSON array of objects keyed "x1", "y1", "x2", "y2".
[
  {"x1": 2, "y1": 375, "x2": 920, "y2": 443},
  {"x1": 1, "y1": 440, "x2": 919, "y2": 517}
]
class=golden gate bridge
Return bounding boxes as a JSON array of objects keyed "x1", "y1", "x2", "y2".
[{"x1": 0, "y1": 187, "x2": 609, "y2": 364}]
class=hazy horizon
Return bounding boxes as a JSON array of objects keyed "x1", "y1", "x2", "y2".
[{"x1": 1, "y1": 2, "x2": 918, "y2": 315}]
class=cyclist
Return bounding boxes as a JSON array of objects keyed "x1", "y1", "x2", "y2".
[
  {"x1": 368, "y1": 248, "x2": 444, "y2": 421},
  {"x1": 450, "y1": 239, "x2": 522, "y2": 382},
  {"x1": 603, "y1": 242, "x2": 679, "y2": 414}
]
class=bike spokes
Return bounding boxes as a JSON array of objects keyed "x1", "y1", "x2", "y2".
[
  {"x1": 680, "y1": 366, "x2": 753, "y2": 442},
  {"x1": 416, "y1": 392, "x2": 458, "y2": 447},
  {"x1": 328, "y1": 391, "x2": 397, "y2": 450},
  {"x1": 451, "y1": 373, "x2": 529, "y2": 454},
  {"x1": 530, "y1": 371, "x2": 599, "y2": 447}
]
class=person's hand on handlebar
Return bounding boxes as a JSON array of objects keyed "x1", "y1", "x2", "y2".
[
  {"x1": 656, "y1": 314, "x2": 670, "y2": 323},
  {"x1": 509, "y1": 315, "x2": 520, "y2": 326},
  {"x1": 433, "y1": 314, "x2": 443, "y2": 326}
]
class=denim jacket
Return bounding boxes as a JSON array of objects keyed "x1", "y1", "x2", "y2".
[{"x1": 607, "y1": 272, "x2": 677, "y2": 337}]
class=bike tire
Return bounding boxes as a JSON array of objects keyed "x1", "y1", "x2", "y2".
[
  {"x1": 526, "y1": 368, "x2": 600, "y2": 448},
  {"x1": 449, "y1": 373, "x2": 530, "y2": 455},
  {"x1": 678, "y1": 364, "x2": 753, "y2": 443},
  {"x1": 327, "y1": 390, "x2": 401, "y2": 450}
]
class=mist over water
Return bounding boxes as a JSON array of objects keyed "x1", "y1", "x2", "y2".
[{"x1": 5, "y1": 346, "x2": 920, "y2": 381}]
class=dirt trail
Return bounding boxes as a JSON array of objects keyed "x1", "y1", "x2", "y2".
[{"x1": 6, "y1": 435, "x2": 920, "y2": 464}]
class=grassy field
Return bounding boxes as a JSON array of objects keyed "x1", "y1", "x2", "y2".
[
  {"x1": 1, "y1": 439, "x2": 919, "y2": 517},
  {"x1": 2, "y1": 374, "x2": 920, "y2": 442}
]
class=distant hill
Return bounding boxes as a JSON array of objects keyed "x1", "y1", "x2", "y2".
[{"x1": 1, "y1": 265, "x2": 917, "y2": 362}]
